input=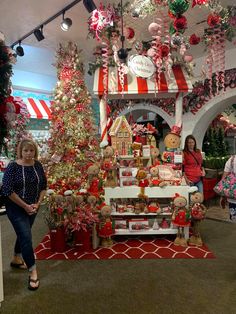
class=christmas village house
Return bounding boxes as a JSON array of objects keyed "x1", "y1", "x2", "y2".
[{"x1": 109, "y1": 116, "x2": 132, "y2": 156}]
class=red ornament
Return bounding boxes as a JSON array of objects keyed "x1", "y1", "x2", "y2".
[
  {"x1": 207, "y1": 14, "x2": 221, "y2": 27},
  {"x1": 159, "y1": 44, "x2": 170, "y2": 58},
  {"x1": 56, "y1": 207, "x2": 64, "y2": 215},
  {"x1": 76, "y1": 104, "x2": 84, "y2": 112},
  {"x1": 168, "y1": 10, "x2": 176, "y2": 19},
  {"x1": 174, "y1": 16, "x2": 187, "y2": 31},
  {"x1": 192, "y1": 0, "x2": 208, "y2": 8},
  {"x1": 189, "y1": 34, "x2": 201, "y2": 45},
  {"x1": 14, "y1": 102, "x2": 21, "y2": 114},
  {"x1": 124, "y1": 27, "x2": 135, "y2": 40}
]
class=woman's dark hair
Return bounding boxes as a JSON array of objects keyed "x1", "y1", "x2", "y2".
[{"x1": 183, "y1": 135, "x2": 198, "y2": 152}]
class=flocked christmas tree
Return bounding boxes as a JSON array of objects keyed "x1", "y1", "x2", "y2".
[{"x1": 46, "y1": 42, "x2": 100, "y2": 194}]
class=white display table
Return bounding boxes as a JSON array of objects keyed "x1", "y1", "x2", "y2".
[
  {"x1": 104, "y1": 185, "x2": 197, "y2": 206},
  {"x1": 0, "y1": 223, "x2": 4, "y2": 307},
  {"x1": 105, "y1": 185, "x2": 197, "y2": 238}
]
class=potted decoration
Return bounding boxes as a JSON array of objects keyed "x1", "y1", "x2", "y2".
[
  {"x1": 43, "y1": 191, "x2": 68, "y2": 252},
  {"x1": 66, "y1": 204, "x2": 99, "y2": 252}
]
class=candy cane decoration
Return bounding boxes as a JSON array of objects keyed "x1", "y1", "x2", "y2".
[
  {"x1": 206, "y1": 45, "x2": 213, "y2": 97},
  {"x1": 99, "y1": 97, "x2": 109, "y2": 147},
  {"x1": 219, "y1": 30, "x2": 226, "y2": 91},
  {"x1": 101, "y1": 40, "x2": 109, "y2": 99},
  {"x1": 161, "y1": 10, "x2": 171, "y2": 80},
  {"x1": 112, "y1": 42, "x2": 127, "y2": 95},
  {"x1": 153, "y1": 17, "x2": 162, "y2": 89}
]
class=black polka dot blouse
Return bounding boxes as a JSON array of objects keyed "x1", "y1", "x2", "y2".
[{"x1": 2, "y1": 161, "x2": 47, "y2": 204}]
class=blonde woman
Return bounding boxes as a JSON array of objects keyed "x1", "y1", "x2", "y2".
[{"x1": 2, "y1": 139, "x2": 47, "y2": 290}]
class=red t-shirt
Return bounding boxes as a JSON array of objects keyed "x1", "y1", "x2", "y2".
[{"x1": 183, "y1": 150, "x2": 203, "y2": 183}]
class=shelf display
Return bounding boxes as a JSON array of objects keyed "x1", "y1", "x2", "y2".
[{"x1": 105, "y1": 185, "x2": 197, "y2": 239}]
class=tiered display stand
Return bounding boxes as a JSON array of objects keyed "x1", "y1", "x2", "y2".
[{"x1": 105, "y1": 185, "x2": 197, "y2": 238}]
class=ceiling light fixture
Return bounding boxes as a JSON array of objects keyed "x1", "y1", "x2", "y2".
[
  {"x1": 10, "y1": 0, "x2": 96, "y2": 55},
  {"x1": 83, "y1": 0, "x2": 97, "y2": 13},
  {"x1": 16, "y1": 41, "x2": 24, "y2": 57},
  {"x1": 34, "y1": 26, "x2": 45, "y2": 41},
  {"x1": 61, "y1": 12, "x2": 72, "y2": 31}
]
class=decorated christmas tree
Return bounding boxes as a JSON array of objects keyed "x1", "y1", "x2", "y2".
[
  {"x1": 46, "y1": 42, "x2": 100, "y2": 194},
  {"x1": 0, "y1": 32, "x2": 13, "y2": 154},
  {"x1": 0, "y1": 32, "x2": 30, "y2": 157},
  {"x1": 216, "y1": 127, "x2": 228, "y2": 157}
]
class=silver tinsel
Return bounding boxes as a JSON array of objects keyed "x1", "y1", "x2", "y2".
[{"x1": 171, "y1": 36, "x2": 183, "y2": 46}]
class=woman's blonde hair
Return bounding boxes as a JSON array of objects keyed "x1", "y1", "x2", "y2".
[{"x1": 17, "y1": 139, "x2": 39, "y2": 160}]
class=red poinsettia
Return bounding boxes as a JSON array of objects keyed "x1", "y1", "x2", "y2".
[
  {"x1": 189, "y1": 34, "x2": 201, "y2": 45},
  {"x1": 207, "y1": 14, "x2": 221, "y2": 27},
  {"x1": 174, "y1": 16, "x2": 187, "y2": 31}
]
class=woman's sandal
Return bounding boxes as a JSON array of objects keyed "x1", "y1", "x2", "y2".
[
  {"x1": 10, "y1": 262, "x2": 27, "y2": 270},
  {"x1": 28, "y1": 276, "x2": 40, "y2": 291}
]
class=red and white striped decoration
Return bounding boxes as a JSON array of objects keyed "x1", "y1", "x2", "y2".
[
  {"x1": 93, "y1": 65, "x2": 192, "y2": 98},
  {"x1": 22, "y1": 98, "x2": 52, "y2": 119}
]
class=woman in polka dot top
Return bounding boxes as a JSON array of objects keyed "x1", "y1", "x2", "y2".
[{"x1": 2, "y1": 138, "x2": 47, "y2": 291}]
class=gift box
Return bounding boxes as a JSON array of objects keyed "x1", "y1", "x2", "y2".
[
  {"x1": 142, "y1": 145, "x2": 151, "y2": 157},
  {"x1": 129, "y1": 219, "x2": 149, "y2": 231}
]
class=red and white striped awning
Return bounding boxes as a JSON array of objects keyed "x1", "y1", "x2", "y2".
[
  {"x1": 93, "y1": 65, "x2": 192, "y2": 99},
  {"x1": 23, "y1": 98, "x2": 52, "y2": 119}
]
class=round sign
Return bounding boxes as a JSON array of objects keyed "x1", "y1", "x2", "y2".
[{"x1": 128, "y1": 55, "x2": 156, "y2": 79}]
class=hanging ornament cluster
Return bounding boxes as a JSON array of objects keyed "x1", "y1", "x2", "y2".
[
  {"x1": 88, "y1": 4, "x2": 118, "y2": 41},
  {"x1": 130, "y1": 0, "x2": 160, "y2": 19},
  {"x1": 87, "y1": 0, "x2": 236, "y2": 99},
  {"x1": 168, "y1": 0, "x2": 189, "y2": 34}
]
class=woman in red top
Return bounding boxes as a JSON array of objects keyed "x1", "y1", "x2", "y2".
[{"x1": 183, "y1": 135, "x2": 205, "y2": 193}]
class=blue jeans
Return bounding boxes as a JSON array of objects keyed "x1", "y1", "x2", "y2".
[
  {"x1": 190, "y1": 180, "x2": 203, "y2": 194},
  {"x1": 6, "y1": 200, "x2": 36, "y2": 270}
]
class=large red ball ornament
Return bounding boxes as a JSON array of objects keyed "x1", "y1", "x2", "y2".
[
  {"x1": 124, "y1": 27, "x2": 135, "y2": 39},
  {"x1": 159, "y1": 44, "x2": 170, "y2": 58}
]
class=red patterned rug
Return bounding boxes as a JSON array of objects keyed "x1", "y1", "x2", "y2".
[{"x1": 35, "y1": 234, "x2": 215, "y2": 260}]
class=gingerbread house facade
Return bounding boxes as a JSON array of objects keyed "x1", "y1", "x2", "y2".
[{"x1": 109, "y1": 116, "x2": 132, "y2": 156}]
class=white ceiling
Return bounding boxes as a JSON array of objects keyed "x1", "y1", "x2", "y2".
[{"x1": 0, "y1": 0, "x2": 235, "y2": 78}]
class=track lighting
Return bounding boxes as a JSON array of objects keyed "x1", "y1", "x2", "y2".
[
  {"x1": 34, "y1": 26, "x2": 45, "y2": 41},
  {"x1": 83, "y1": 0, "x2": 97, "y2": 13},
  {"x1": 61, "y1": 11, "x2": 72, "y2": 31},
  {"x1": 10, "y1": 0, "x2": 93, "y2": 52},
  {"x1": 16, "y1": 42, "x2": 24, "y2": 57}
]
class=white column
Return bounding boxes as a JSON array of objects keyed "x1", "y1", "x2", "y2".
[{"x1": 175, "y1": 92, "x2": 183, "y2": 127}]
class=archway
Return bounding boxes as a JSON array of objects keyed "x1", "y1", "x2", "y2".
[
  {"x1": 182, "y1": 88, "x2": 236, "y2": 149},
  {"x1": 119, "y1": 103, "x2": 174, "y2": 128}
]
